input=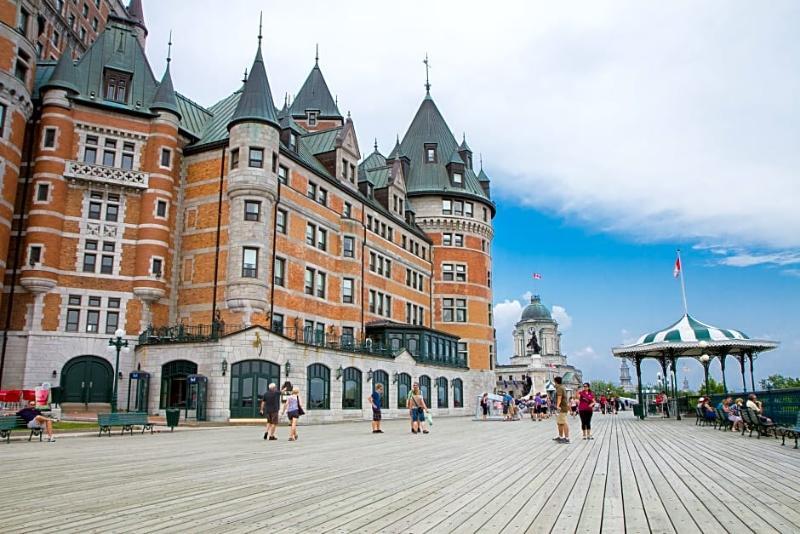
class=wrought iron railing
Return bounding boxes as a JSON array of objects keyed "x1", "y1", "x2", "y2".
[
  {"x1": 64, "y1": 160, "x2": 149, "y2": 189},
  {"x1": 677, "y1": 388, "x2": 800, "y2": 427},
  {"x1": 137, "y1": 322, "x2": 245, "y2": 346}
]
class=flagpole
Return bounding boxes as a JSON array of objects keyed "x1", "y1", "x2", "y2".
[{"x1": 677, "y1": 249, "x2": 688, "y2": 315}]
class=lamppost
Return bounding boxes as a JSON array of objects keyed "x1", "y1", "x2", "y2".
[
  {"x1": 700, "y1": 353, "x2": 711, "y2": 397},
  {"x1": 107, "y1": 328, "x2": 129, "y2": 413}
]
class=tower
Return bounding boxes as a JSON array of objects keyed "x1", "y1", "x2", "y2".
[{"x1": 619, "y1": 358, "x2": 634, "y2": 393}]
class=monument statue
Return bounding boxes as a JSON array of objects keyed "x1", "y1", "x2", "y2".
[{"x1": 527, "y1": 327, "x2": 541, "y2": 354}]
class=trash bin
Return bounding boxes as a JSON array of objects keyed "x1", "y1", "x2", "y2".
[
  {"x1": 165, "y1": 408, "x2": 180, "y2": 431},
  {"x1": 632, "y1": 404, "x2": 642, "y2": 418}
]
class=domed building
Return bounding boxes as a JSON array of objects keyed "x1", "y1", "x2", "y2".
[{"x1": 495, "y1": 295, "x2": 582, "y2": 398}]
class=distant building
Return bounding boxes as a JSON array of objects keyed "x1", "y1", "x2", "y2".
[
  {"x1": 494, "y1": 295, "x2": 582, "y2": 397},
  {"x1": 619, "y1": 358, "x2": 635, "y2": 393}
]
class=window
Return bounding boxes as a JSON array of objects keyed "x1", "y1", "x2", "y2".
[
  {"x1": 160, "y1": 148, "x2": 172, "y2": 168},
  {"x1": 289, "y1": 132, "x2": 297, "y2": 151},
  {"x1": 105, "y1": 311, "x2": 119, "y2": 334},
  {"x1": 17, "y1": 7, "x2": 30, "y2": 35},
  {"x1": 305, "y1": 223, "x2": 315, "y2": 246},
  {"x1": 244, "y1": 200, "x2": 260, "y2": 222},
  {"x1": 271, "y1": 313, "x2": 284, "y2": 333},
  {"x1": 109, "y1": 297, "x2": 120, "y2": 309},
  {"x1": 102, "y1": 139, "x2": 116, "y2": 166},
  {"x1": 458, "y1": 342, "x2": 468, "y2": 364},
  {"x1": 307, "y1": 181, "x2": 316, "y2": 200},
  {"x1": 0, "y1": 103, "x2": 6, "y2": 137},
  {"x1": 443, "y1": 233, "x2": 452, "y2": 246},
  {"x1": 442, "y1": 199, "x2": 452, "y2": 215},
  {"x1": 350, "y1": 164, "x2": 356, "y2": 184},
  {"x1": 82, "y1": 240, "x2": 96, "y2": 272},
  {"x1": 230, "y1": 148, "x2": 239, "y2": 169},
  {"x1": 342, "y1": 278, "x2": 354, "y2": 303},
  {"x1": 317, "y1": 228, "x2": 327, "y2": 251},
  {"x1": 43, "y1": 128, "x2": 56, "y2": 148},
  {"x1": 397, "y1": 373, "x2": 411, "y2": 408},
  {"x1": 453, "y1": 172, "x2": 463, "y2": 186},
  {"x1": 454, "y1": 201, "x2": 463, "y2": 216},
  {"x1": 342, "y1": 368, "x2": 362, "y2": 409},
  {"x1": 66, "y1": 308, "x2": 80, "y2": 332},
  {"x1": 437, "y1": 377, "x2": 448, "y2": 408},
  {"x1": 92, "y1": 17, "x2": 98, "y2": 30},
  {"x1": 152, "y1": 257, "x2": 163, "y2": 278},
  {"x1": 15, "y1": 50, "x2": 30, "y2": 83},
  {"x1": 86, "y1": 309, "x2": 100, "y2": 333},
  {"x1": 455, "y1": 264, "x2": 466, "y2": 282},
  {"x1": 487, "y1": 270, "x2": 492, "y2": 288},
  {"x1": 156, "y1": 199, "x2": 167, "y2": 218},
  {"x1": 454, "y1": 234, "x2": 464, "y2": 247},
  {"x1": 368, "y1": 290, "x2": 375, "y2": 313},
  {"x1": 419, "y1": 376, "x2": 431, "y2": 408},
  {"x1": 36, "y1": 183, "x2": 49, "y2": 202},
  {"x1": 103, "y1": 70, "x2": 130, "y2": 103},
  {"x1": 343, "y1": 202, "x2": 352, "y2": 218},
  {"x1": 342, "y1": 326, "x2": 355, "y2": 347},
  {"x1": 343, "y1": 236, "x2": 355, "y2": 258},
  {"x1": 28, "y1": 245, "x2": 41, "y2": 266},
  {"x1": 105, "y1": 200, "x2": 119, "y2": 222},
  {"x1": 307, "y1": 363, "x2": 329, "y2": 409},
  {"x1": 317, "y1": 188, "x2": 327, "y2": 206},
  {"x1": 453, "y1": 378, "x2": 463, "y2": 408},
  {"x1": 52, "y1": 30, "x2": 60, "y2": 46},
  {"x1": 307, "y1": 111, "x2": 318, "y2": 127},
  {"x1": 242, "y1": 248, "x2": 258, "y2": 278},
  {"x1": 465, "y1": 202, "x2": 474, "y2": 217},
  {"x1": 82, "y1": 3, "x2": 89, "y2": 16},
  {"x1": 488, "y1": 303, "x2": 493, "y2": 326},
  {"x1": 341, "y1": 159, "x2": 347, "y2": 179},
  {"x1": 272, "y1": 153, "x2": 278, "y2": 173},
  {"x1": 483, "y1": 207, "x2": 488, "y2": 222},
  {"x1": 120, "y1": 142, "x2": 135, "y2": 170},
  {"x1": 100, "y1": 254, "x2": 113, "y2": 274},
  {"x1": 315, "y1": 271, "x2": 326, "y2": 298},
  {"x1": 273, "y1": 257, "x2": 285, "y2": 286},
  {"x1": 83, "y1": 135, "x2": 98, "y2": 163},
  {"x1": 248, "y1": 147, "x2": 264, "y2": 168},
  {"x1": 424, "y1": 143, "x2": 437, "y2": 163},
  {"x1": 276, "y1": 209, "x2": 287, "y2": 234},
  {"x1": 80, "y1": 27, "x2": 86, "y2": 42},
  {"x1": 304, "y1": 268, "x2": 314, "y2": 295},
  {"x1": 443, "y1": 298, "x2": 467, "y2": 322},
  {"x1": 277, "y1": 165, "x2": 288, "y2": 184}
]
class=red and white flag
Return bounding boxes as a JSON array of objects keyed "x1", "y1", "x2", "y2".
[
  {"x1": 673, "y1": 256, "x2": 681, "y2": 278},
  {"x1": 532, "y1": 273, "x2": 542, "y2": 280}
]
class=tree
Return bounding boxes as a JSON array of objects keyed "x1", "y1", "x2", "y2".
[
  {"x1": 759, "y1": 374, "x2": 800, "y2": 390},
  {"x1": 698, "y1": 376, "x2": 725, "y2": 395},
  {"x1": 586, "y1": 379, "x2": 625, "y2": 398}
]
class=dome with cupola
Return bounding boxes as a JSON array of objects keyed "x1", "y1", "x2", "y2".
[{"x1": 520, "y1": 295, "x2": 552, "y2": 321}]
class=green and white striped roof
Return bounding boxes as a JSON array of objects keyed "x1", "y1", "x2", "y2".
[{"x1": 636, "y1": 314, "x2": 749, "y2": 344}]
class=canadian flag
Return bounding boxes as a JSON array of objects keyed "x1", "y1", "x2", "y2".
[
  {"x1": 673, "y1": 256, "x2": 681, "y2": 278},
  {"x1": 532, "y1": 273, "x2": 542, "y2": 280}
]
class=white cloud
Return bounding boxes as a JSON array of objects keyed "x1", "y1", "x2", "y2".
[
  {"x1": 574, "y1": 346, "x2": 596, "y2": 358},
  {"x1": 552, "y1": 306, "x2": 572, "y2": 330},
  {"x1": 493, "y1": 300, "x2": 523, "y2": 362}
]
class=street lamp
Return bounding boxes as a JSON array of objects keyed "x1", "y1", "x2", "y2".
[
  {"x1": 700, "y1": 353, "x2": 711, "y2": 397},
  {"x1": 107, "y1": 328, "x2": 129, "y2": 413}
]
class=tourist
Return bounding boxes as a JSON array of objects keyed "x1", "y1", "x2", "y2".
[
  {"x1": 406, "y1": 382, "x2": 429, "y2": 433},
  {"x1": 480, "y1": 393, "x2": 490, "y2": 420},
  {"x1": 578, "y1": 382, "x2": 595, "y2": 440},
  {"x1": 730, "y1": 398, "x2": 745, "y2": 431},
  {"x1": 720, "y1": 397, "x2": 740, "y2": 431},
  {"x1": 407, "y1": 384, "x2": 428, "y2": 434},
  {"x1": 280, "y1": 386, "x2": 303, "y2": 441},
  {"x1": 370, "y1": 384, "x2": 384, "y2": 433},
  {"x1": 659, "y1": 391, "x2": 669, "y2": 418},
  {"x1": 508, "y1": 392, "x2": 519, "y2": 420},
  {"x1": 503, "y1": 391, "x2": 513, "y2": 421},
  {"x1": 599, "y1": 394, "x2": 608, "y2": 415},
  {"x1": 570, "y1": 397, "x2": 578, "y2": 417},
  {"x1": 701, "y1": 398, "x2": 716, "y2": 422},
  {"x1": 746, "y1": 393, "x2": 772, "y2": 424},
  {"x1": 16, "y1": 401, "x2": 56, "y2": 442},
  {"x1": 259, "y1": 383, "x2": 281, "y2": 440},
  {"x1": 553, "y1": 376, "x2": 570, "y2": 444}
]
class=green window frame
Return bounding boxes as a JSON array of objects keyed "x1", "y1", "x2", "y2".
[
  {"x1": 373, "y1": 370, "x2": 389, "y2": 409},
  {"x1": 307, "y1": 363, "x2": 330, "y2": 409},
  {"x1": 342, "y1": 367, "x2": 362, "y2": 409},
  {"x1": 419, "y1": 375, "x2": 431, "y2": 408},
  {"x1": 397, "y1": 372, "x2": 411, "y2": 409},
  {"x1": 437, "y1": 377, "x2": 448, "y2": 408},
  {"x1": 453, "y1": 378, "x2": 463, "y2": 408}
]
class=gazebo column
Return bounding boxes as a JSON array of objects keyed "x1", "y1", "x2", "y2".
[
  {"x1": 635, "y1": 357, "x2": 644, "y2": 420},
  {"x1": 748, "y1": 351, "x2": 756, "y2": 392},
  {"x1": 719, "y1": 353, "x2": 728, "y2": 394},
  {"x1": 658, "y1": 356, "x2": 670, "y2": 418},
  {"x1": 670, "y1": 355, "x2": 681, "y2": 421},
  {"x1": 738, "y1": 354, "x2": 748, "y2": 394}
]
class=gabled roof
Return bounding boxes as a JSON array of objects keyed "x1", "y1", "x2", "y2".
[
  {"x1": 358, "y1": 149, "x2": 386, "y2": 182},
  {"x1": 303, "y1": 127, "x2": 341, "y2": 155},
  {"x1": 228, "y1": 43, "x2": 279, "y2": 129},
  {"x1": 399, "y1": 93, "x2": 489, "y2": 201},
  {"x1": 289, "y1": 62, "x2": 341, "y2": 119}
]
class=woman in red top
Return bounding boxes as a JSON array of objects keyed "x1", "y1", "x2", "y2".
[{"x1": 578, "y1": 383, "x2": 596, "y2": 440}]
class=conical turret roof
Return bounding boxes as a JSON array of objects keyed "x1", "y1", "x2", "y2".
[
  {"x1": 478, "y1": 168, "x2": 490, "y2": 182},
  {"x1": 127, "y1": 0, "x2": 147, "y2": 32},
  {"x1": 289, "y1": 61, "x2": 341, "y2": 119},
  {"x1": 229, "y1": 43, "x2": 279, "y2": 129},
  {"x1": 43, "y1": 45, "x2": 79, "y2": 93},
  {"x1": 459, "y1": 134, "x2": 471, "y2": 153},
  {"x1": 150, "y1": 63, "x2": 180, "y2": 117}
]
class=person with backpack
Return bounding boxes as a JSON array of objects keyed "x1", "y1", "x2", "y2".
[{"x1": 280, "y1": 386, "x2": 304, "y2": 441}]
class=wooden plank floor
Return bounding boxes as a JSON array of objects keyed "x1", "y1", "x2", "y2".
[{"x1": 2, "y1": 412, "x2": 799, "y2": 533}]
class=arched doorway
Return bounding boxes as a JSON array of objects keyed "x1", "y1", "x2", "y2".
[
  {"x1": 61, "y1": 355, "x2": 113, "y2": 404},
  {"x1": 230, "y1": 360, "x2": 280, "y2": 418},
  {"x1": 160, "y1": 360, "x2": 197, "y2": 409}
]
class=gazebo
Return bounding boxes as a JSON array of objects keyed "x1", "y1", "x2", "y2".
[{"x1": 612, "y1": 314, "x2": 779, "y2": 419}]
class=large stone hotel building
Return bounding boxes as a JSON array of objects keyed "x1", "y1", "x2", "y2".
[{"x1": 0, "y1": 1, "x2": 497, "y2": 420}]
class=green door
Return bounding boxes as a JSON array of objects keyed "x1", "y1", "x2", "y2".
[
  {"x1": 230, "y1": 360, "x2": 280, "y2": 418},
  {"x1": 61, "y1": 356, "x2": 113, "y2": 404}
]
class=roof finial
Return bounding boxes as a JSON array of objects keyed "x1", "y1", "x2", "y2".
[
  {"x1": 335, "y1": 94, "x2": 338, "y2": 106},
  {"x1": 257, "y1": 11, "x2": 263, "y2": 46},
  {"x1": 374, "y1": 138, "x2": 378, "y2": 152},
  {"x1": 167, "y1": 30, "x2": 172, "y2": 64},
  {"x1": 242, "y1": 68, "x2": 248, "y2": 84},
  {"x1": 284, "y1": 92, "x2": 289, "y2": 107},
  {"x1": 479, "y1": 153, "x2": 483, "y2": 170},
  {"x1": 423, "y1": 53, "x2": 431, "y2": 94},
  {"x1": 315, "y1": 43, "x2": 319, "y2": 65},
  {"x1": 347, "y1": 110, "x2": 351, "y2": 119},
  {"x1": 396, "y1": 133, "x2": 400, "y2": 144}
]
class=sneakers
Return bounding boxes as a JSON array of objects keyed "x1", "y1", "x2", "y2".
[
  {"x1": 263, "y1": 432, "x2": 268, "y2": 440},
  {"x1": 268, "y1": 436, "x2": 277, "y2": 440},
  {"x1": 48, "y1": 437, "x2": 56, "y2": 442}
]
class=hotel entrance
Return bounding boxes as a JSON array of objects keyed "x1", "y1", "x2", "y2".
[{"x1": 230, "y1": 360, "x2": 280, "y2": 418}]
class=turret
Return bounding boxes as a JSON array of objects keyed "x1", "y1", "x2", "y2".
[
  {"x1": 289, "y1": 48, "x2": 343, "y2": 131},
  {"x1": 127, "y1": 0, "x2": 148, "y2": 50}
]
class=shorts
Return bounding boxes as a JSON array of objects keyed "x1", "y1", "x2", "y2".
[
  {"x1": 557, "y1": 412, "x2": 568, "y2": 425},
  {"x1": 412, "y1": 408, "x2": 426, "y2": 422},
  {"x1": 502, "y1": 406, "x2": 509, "y2": 415},
  {"x1": 287, "y1": 410, "x2": 300, "y2": 420},
  {"x1": 537, "y1": 406, "x2": 547, "y2": 414},
  {"x1": 27, "y1": 419, "x2": 43, "y2": 429},
  {"x1": 372, "y1": 408, "x2": 382, "y2": 422},
  {"x1": 265, "y1": 412, "x2": 278, "y2": 425}
]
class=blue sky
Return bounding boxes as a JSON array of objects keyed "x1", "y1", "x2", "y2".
[{"x1": 143, "y1": 1, "x2": 799, "y2": 389}]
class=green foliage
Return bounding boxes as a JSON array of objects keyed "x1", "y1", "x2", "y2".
[
  {"x1": 699, "y1": 376, "x2": 725, "y2": 395},
  {"x1": 759, "y1": 374, "x2": 800, "y2": 390},
  {"x1": 586, "y1": 379, "x2": 625, "y2": 397}
]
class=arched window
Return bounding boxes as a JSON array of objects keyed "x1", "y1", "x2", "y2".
[
  {"x1": 419, "y1": 375, "x2": 431, "y2": 408},
  {"x1": 307, "y1": 363, "x2": 330, "y2": 409},
  {"x1": 342, "y1": 367, "x2": 362, "y2": 409},
  {"x1": 373, "y1": 370, "x2": 389, "y2": 409},
  {"x1": 397, "y1": 372, "x2": 411, "y2": 408},
  {"x1": 453, "y1": 378, "x2": 464, "y2": 408},
  {"x1": 437, "y1": 377, "x2": 448, "y2": 408},
  {"x1": 160, "y1": 359, "x2": 198, "y2": 409}
]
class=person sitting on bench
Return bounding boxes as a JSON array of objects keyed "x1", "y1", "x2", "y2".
[
  {"x1": 16, "y1": 401, "x2": 56, "y2": 442},
  {"x1": 746, "y1": 394, "x2": 772, "y2": 424}
]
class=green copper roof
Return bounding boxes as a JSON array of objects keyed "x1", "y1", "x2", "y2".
[
  {"x1": 229, "y1": 44, "x2": 279, "y2": 129},
  {"x1": 459, "y1": 135, "x2": 471, "y2": 153},
  {"x1": 150, "y1": 64, "x2": 180, "y2": 117},
  {"x1": 43, "y1": 45, "x2": 79, "y2": 93},
  {"x1": 358, "y1": 149, "x2": 386, "y2": 182},
  {"x1": 278, "y1": 112, "x2": 306, "y2": 134},
  {"x1": 303, "y1": 127, "x2": 341, "y2": 155},
  {"x1": 176, "y1": 93, "x2": 212, "y2": 139},
  {"x1": 447, "y1": 148, "x2": 464, "y2": 165},
  {"x1": 478, "y1": 168, "x2": 490, "y2": 182},
  {"x1": 399, "y1": 94, "x2": 488, "y2": 200},
  {"x1": 289, "y1": 62, "x2": 341, "y2": 119}
]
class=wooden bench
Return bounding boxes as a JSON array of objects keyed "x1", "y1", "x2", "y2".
[
  {"x1": 97, "y1": 412, "x2": 153, "y2": 437},
  {"x1": 740, "y1": 406, "x2": 777, "y2": 439},
  {"x1": 778, "y1": 412, "x2": 800, "y2": 449},
  {"x1": 0, "y1": 415, "x2": 43, "y2": 443}
]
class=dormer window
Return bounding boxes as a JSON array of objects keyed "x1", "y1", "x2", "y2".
[
  {"x1": 289, "y1": 132, "x2": 297, "y2": 152},
  {"x1": 453, "y1": 172, "x2": 463, "y2": 186},
  {"x1": 307, "y1": 111, "x2": 318, "y2": 127},
  {"x1": 424, "y1": 144, "x2": 437, "y2": 163},
  {"x1": 103, "y1": 69, "x2": 131, "y2": 103}
]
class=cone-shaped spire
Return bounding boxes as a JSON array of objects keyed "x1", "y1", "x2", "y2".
[
  {"x1": 127, "y1": 0, "x2": 146, "y2": 30},
  {"x1": 150, "y1": 64, "x2": 180, "y2": 117},
  {"x1": 229, "y1": 22, "x2": 279, "y2": 130},
  {"x1": 289, "y1": 52, "x2": 341, "y2": 119},
  {"x1": 459, "y1": 133, "x2": 471, "y2": 153},
  {"x1": 387, "y1": 136, "x2": 408, "y2": 161},
  {"x1": 43, "y1": 45, "x2": 79, "y2": 93}
]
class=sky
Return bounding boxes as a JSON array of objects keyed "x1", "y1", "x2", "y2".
[{"x1": 141, "y1": 1, "x2": 799, "y2": 389}]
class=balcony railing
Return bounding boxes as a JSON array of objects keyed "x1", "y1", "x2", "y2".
[
  {"x1": 138, "y1": 322, "x2": 245, "y2": 346},
  {"x1": 65, "y1": 160, "x2": 149, "y2": 189}
]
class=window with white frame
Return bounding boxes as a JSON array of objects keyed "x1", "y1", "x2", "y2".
[
  {"x1": 248, "y1": 147, "x2": 264, "y2": 168},
  {"x1": 307, "y1": 111, "x2": 318, "y2": 126},
  {"x1": 304, "y1": 267, "x2": 326, "y2": 298},
  {"x1": 244, "y1": 200, "x2": 260, "y2": 222},
  {"x1": 64, "y1": 294, "x2": 122, "y2": 334},
  {"x1": 278, "y1": 164, "x2": 288, "y2": 184},
  {"x1": 28, "y1": 245, "x2": 42, "y2": 266},
  {"x1": 443, "y1": 298, "x2": 467, "y2": 322},
  {"x1": 305, "y1": 223, "x2": 327, "y2": 251},
  {"x1": 458, "y1": 342, "x2": 468, "y2": 363},
  {"x1": 151, "y1": 257, "x2": 164, "y2": 278},
  {"x1": 87, "y1": 191, "x2": 120, "y2": 222},
  {"x1": 155, "y1": 199, "x2": 168, "y2": 219},
  {"x1": 442, "y1": 263, "x2": 466, "y2": 282},
  {"x1": 241, "y1": 248, "x2": 257, "y2": 278},
  {"x1": 343, "y1": 236, "x2": 355, "y2": 258},
  {"x1": 43, "y1": 127, "x2": 56, "y2": 149},
  {"x1": 342, "y1": 278, "x2": 354, "y2": 304},
  {"x1": 34, "y1": 182, "x2": 50, "y2": 204},
  {"x1": 273, "y1": 257, "x2": 285, "y2": 287},
  {"x1": 276, "y1": 208, "x2": 287, "y2": 234},
  {"x1": 160, "y1": 147, "x2": 172, "y2": 169}
]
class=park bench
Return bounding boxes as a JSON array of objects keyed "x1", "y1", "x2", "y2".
[
  {"x1": 0, "y1": 415, "x2": 43, "y2": 443},
  {"x1": 740, "y1": 406, "x2": 776, "y2": 439},
  {"x1": 778, "y1": 412, "x2": 800, "y2": 449},
  {"x1": 695, "y1": 407, "x2": 706, "y2": 426},
  {"x1": 97, "y1": 412, "x2": 153, "y2": 437},
  {"x1": 714, "y1": 408, "x2": 732, "y2": 431}
]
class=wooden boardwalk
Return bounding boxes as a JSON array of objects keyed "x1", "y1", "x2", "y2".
[{"x1": 2, "y1": 412, "x2": 799, "y2": 533}]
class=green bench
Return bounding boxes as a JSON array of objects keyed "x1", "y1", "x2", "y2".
[
  {"x1": 778, "y1": 413, "x2": 800, "y2": 449},
  {"x1": 97, "y1": 412, "x2": 153, "y2": 437},
  {"x1": 740, "y1": 406, "x2": 777, "y2": 439},
  {"x1": 0, "y1": 415, "x2": 43, "y2": 443}
]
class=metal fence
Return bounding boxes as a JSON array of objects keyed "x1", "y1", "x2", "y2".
[
  {"x1": 137, "y1": 323, "x2": 245, "y2": 346},
  {"x1": 677, "y1": 388, "x2": 800, "y2": 427}
]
